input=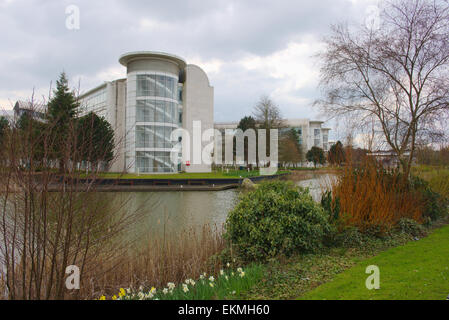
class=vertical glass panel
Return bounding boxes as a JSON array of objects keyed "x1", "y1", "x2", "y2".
[
  {"x1": 155, "y1": 75, "x2": 165, "y2": 97},
  {"x1": 146, "y1": 125, "x2": 155, "y2": 148},
  {"x1": 136, "y1": 126, "x2": 145, "y2": 148},
  {"x1": 155, "y1": 126, "x2": 165, "y2": 148},
  {"x1": 148, "y1": 75, "x2": 156, "y2": 96},
  {"x1": 166, "y1": 77, "x2": 174, "y2": 99},
  {"x1": 136, "y1": 103, "x2": 145, "y2": 122},
  {"x1": 165, "y1": 126, "x2": 173, "y2": 148},
  {"x1": 147, "y1": 100, "x2": 155, "y2": 122},
  {"x1": 164, "y1": 102, "x2": 172, "y2": 124},
  {"x1": 155, "y1": 100, "x2": 165, "y2": 122}
]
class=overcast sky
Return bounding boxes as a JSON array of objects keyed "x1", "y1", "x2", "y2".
[{"x1": 0, "y1": 0, "x2": 379, "y2": 133}]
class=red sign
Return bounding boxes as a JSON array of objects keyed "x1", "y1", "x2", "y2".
[{"x1": 186, "y1": 161, "x2": 191, "y2": 167}]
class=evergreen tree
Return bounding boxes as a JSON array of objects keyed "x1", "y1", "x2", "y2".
[
  {"x1": 77, "y1": 112, "x2": 115, "y2": 169},
  {"x1": 237, "y1": 116, "x2": 257, "y2": 132},
  {"x1": 237, "y1": 116, "x2": 257, "y2": 166},
  {"x1": 16, "y1": 113, "x2": 46, "y2": 163},
  {"x1": 328, "y1": 141, "x2": 345, "y2": 166},
  {"x1": 46, "y1": 72, "x2": 79, "y2": 171},
  {"x1": 306, "y1": 146, "x2": 326, "y2": 168},
  {"x1": 0, "y1": 116, "x2": 9, "y2": 144}
]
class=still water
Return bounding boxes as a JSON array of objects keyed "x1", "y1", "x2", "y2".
[
  {"x1": 100, "y1": 173, "x2": 336, "y2": 238},
  {"x1": 294, "y1": 173, "x2": 337, "y2": 202},
  {"x1": 103, "y1": 190, "x2": 239, "y2": 237}
]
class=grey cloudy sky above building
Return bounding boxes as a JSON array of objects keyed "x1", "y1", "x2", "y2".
[{"x1": 0, "y1": 0, "x2": 377, "y2": 124}]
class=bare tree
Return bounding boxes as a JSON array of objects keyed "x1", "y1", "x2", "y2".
[
  {"x1": 316, "y1": 0, "x2": 449, "y2": 177},
  {"x1": 0, "y1": 91, "x2": 143, "y2": 300},
  {"x1": 252, "y1": 95, "x2": 284, "y2": 130},
  {"x1": 252, "y1": 95, "x2": 284, "y2": 168}
]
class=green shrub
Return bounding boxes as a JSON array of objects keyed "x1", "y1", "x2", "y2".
[
  {"x1": 396, "y1": 218, "x2": 427, "y2": 237},
  {"x1": 333, "y1": 226, "x2": 366, "y2": 248},
  {"x1": 224, "y1": 181, "x2": 331, "y2": 262},
  {"x1": 410, "y1": 176, "x2": 448, "y2": 221},
  {"x1": 321, "y1": 190, "x2": 340, "y2": 222}
]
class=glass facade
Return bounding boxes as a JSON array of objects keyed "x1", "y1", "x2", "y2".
[
  {"x1": 323, "y1": 134, "x2": 329, "y2": 151},
  {"x1": 134, "y1": 73, "x2": 180, "y2": 173},
  {"x1": 136, "y1": 125, "x2": 175, "y2": 149},
  {"x1": 136, "y1": 151, "x2": 175, "y2": 173},
  {"x1": 314, "y1": 129, "x2": 321, "y2": 147},
  {"x1": 81, "y1": 87, "x2": 107, "y2": 118},
  {"x1": 137, "y1": 74, "x2": 177, "y2": 99},
  {"x1": 136, "y1": 100, "x2": 177, "y2": 124}
]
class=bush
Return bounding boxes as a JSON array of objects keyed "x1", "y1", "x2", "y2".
[
  {"x1": 321, "y1": 190, "x2": 340, "y2": 222},
  {"x1": 396, "y1": 218, "x2": 427, "y2": 237},
  {"x1": 224, "y1": 181, "x2": 331, "y2": 262},
  {"x1": 333, "y1": 226, "x2": 366, "y2": 248},
  {"x1": 327, "y1": 161, "x2": 425, "y2": 232},
  {"x1": 410, "y1": 176, "x2": 448, "y2": 221}
]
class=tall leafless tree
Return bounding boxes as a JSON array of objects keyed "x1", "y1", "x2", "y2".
[
  {"x1": 252, "y1": 95, "x2": 284, "y2": 130},
  {"x1": 316, "y1": 0, "x2": 449, "y2": 177}
]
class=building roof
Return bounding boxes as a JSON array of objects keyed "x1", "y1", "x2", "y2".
[{"x1": 119, "y1": 51, "x2": 187, "y2": 69}]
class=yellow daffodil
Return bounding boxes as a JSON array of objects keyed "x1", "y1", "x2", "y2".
[
  {"x1": 99, "y1": 296, "x2": 106, "y2": 300},
  {"x1": 119, "y1": 288, "x2": 126, "y2": 297},
  {"x1": 112, "y1": 295, "x2": 117, "y2": 300}
]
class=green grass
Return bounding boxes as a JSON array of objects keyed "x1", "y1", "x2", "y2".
[
  {"x1": 412, "y1": 165, "x2": 449, "y2": 198},
  {"x1": 240, "y1": 233, "x2": 414, "y2": 300},
  {"x1": 90, "y1": 170, "x2": 289, "y2": 180},
  {"x1": 301, "y1": 224, "x2": 449, "y2": 300}
]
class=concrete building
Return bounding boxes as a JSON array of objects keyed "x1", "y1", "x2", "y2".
[
  {"x1": 214, "y1": 119, "x2": 331, "y2": 159},
  {"x1": 79, "y1": 51, "x2": 214, "y2": 174},
  {"x1": 13, "y1": 101, "x2": 46, "y2": 122}
]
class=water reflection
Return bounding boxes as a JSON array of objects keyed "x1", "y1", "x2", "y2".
[
  {"x1": 88, "y1": 173, "x2": 336, "y2": 241},
  {"x1": 102, "y1": 190, "x2": 239, "y2": 237},
  {"x1": 292, "y1": 173, "x2": 337, "y2": 202}
]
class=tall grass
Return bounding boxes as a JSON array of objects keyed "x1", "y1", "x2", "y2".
[
  {"x1": 83, "y1": 224, "x2": 227, "y2": 299},
  {"x1": 328, "y1": 160, "x2": 424, "y2": 232}
]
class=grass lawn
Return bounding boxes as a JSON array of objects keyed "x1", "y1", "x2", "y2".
[
  {"x1": 300, "y1": 224, "x2": 449, "y2": 300},
  {"x1": 412, "y1": 165, "x2": 449, "y2": 198},
  {"x1": 240, "y1": 233, "x2": 413, "y2": 300},
  {"x1": 92, "y1": 170, "x2": 289, "y2": 180}
]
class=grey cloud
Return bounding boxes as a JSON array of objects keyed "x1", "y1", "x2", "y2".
[{"x1": 0, "y1": 0, "x2": 375, "y2": 124}]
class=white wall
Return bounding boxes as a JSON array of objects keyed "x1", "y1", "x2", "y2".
[{"x1": 182, "y1": 64, "x2": 214, "y2": 173}]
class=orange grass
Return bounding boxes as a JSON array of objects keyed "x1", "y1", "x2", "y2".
[{"x1": 329, "y1": 161, "x2": 424, "y2": 232}]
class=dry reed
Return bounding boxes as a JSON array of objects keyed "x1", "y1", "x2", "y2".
[{"x1": 329, "y1": 160, "x2": 424, "y2": 232}]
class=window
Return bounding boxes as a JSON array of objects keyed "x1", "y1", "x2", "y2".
[
  {"x1": 137, "y1": 74, "x2": 177, "y2": 99},
  {"x1": 136, "y1": 125, "x2": 174, "y2": 149},
  {"x1": 323, "y1": 135, "x2": 329, "y2": 151},
  {"x1": 136, "y1": 151, "x2": 175, "y2": 173}
]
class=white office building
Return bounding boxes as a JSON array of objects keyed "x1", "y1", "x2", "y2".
[
  {"x1": 214, "y1": 119, "x2": 331, "y2": 160},
  {"x1": 79, "y1": 52, "x2": 214, "y2": 174}
]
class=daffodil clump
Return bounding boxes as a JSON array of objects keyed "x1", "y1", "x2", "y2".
[{"x1": 97, "y1": 264, "x2": 263, "y2": 301}]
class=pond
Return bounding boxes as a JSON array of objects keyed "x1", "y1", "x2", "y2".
[{"x1": 99, "y1": 172, "x2": 337, "y2": 239}]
